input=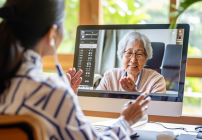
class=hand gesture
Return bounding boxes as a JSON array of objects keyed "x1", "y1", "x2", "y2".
[
  {"x1": 120, "y1": 77, "x2": 137, "y2": 92},
  {"x1": 121, "y1": 92, "x2": 151, "y2": 126},
  {"x1": 66, "y1": 68, "x2": 82, "y2": 94}
]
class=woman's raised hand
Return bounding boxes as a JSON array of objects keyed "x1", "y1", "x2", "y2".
[
  {"x1": 121, "y1": 92, "x2": 151, "y2": 126},
  {"x1": 66, "y1": 68, "x2": 83, "y2": 94},
  {"x1": 120, "y1": 77, "x2": 137, "y2": 92}
]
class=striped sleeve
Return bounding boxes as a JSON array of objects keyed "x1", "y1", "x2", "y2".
[
  {"x1": 19, "y1": 79, "x2": 133, "y2": 140},
  {"x1": 63, "y1": 89, "x2": 133, "y2": 140}
]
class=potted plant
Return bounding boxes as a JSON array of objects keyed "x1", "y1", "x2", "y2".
[{"x1": 169, "y1": 0, "x2": 202, "y2": 29}]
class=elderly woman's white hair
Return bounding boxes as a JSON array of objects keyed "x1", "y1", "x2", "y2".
[{"x1": 117, "y1": 31, "x2": 153, "y2": 60}]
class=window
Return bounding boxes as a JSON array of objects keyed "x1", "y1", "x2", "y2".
[
  {"x1": 103, "y1": 0, "x2": 150, "y2": 24},
  {"x1": 177, "y1": 2, "x2": 202, "y2": 117},
  {"x1": 138, "y1": 0, "x2": 169, "y2": 24},
  {"x1": 183, "y1": 78, "x2": 202, "y2": 116},
  {"x1": 57, "y1": 0, "x2": 79, "y2": 54},
  {"x1": 178, "y1": 2, "x2": 202, "y2": 56},
  {"x1": 103, "y1": 0, "x2": 169, "y2": 24}
]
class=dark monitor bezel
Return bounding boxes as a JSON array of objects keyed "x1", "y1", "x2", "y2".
[{"x1": 73, "y1": 24, "x2": 190, "y2": 102}]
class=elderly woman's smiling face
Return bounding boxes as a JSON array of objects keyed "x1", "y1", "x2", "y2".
[{"x1": 123, "y1": 40, "x2": 147, "y2": 77}]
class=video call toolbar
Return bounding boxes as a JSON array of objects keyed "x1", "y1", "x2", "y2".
[{"x1": 78, "y1": 30, "x2": 99, "y2": 89}]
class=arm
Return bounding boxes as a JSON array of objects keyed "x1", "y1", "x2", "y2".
[
  {"x1": 23, "y1": 81, "x2": 131, "y2": 139},
  {"x1": 24, "y1": 80, "x2": 150, "y2": 140},
  {"x1": 24, "y1": 87, "x2": 127, "y2": 139}
]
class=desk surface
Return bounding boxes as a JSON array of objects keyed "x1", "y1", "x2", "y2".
[{"x1": 85, "y1": 116, "x2": 199, "y2": 136}]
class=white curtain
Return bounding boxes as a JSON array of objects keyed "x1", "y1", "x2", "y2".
[{"x1": 99, "y1": 29, "x2": 132, "y2": 75}]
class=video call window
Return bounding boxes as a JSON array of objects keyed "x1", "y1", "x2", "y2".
[{"x1": 77, "y1": 29, "x2": 185, "y2": 97}]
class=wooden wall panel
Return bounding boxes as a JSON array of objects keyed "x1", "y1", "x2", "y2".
[
  {"x1": 79, "y1": 0, "x2": 102, "y2": 25},
  {"x1": 186, "y1": 58, "x2": 202, "y2": 77},
  {"x1": 42, "y1": 54, "x2": 74, "y2": 71},
  {"x1": 169, "y1": 0, "x2": 176, "y2": 23}
]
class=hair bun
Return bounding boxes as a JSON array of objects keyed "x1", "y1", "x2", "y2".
[{"x1": 0, "y1": 5, "x2": 17, "y2": 19}]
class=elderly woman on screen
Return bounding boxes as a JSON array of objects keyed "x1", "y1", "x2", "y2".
[{"x1": 96, "y1": 31, "x2": 166, "y2": 93}]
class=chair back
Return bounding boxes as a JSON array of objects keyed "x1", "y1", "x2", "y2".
[
  {"x1": 0, "y1": 114, "x2": 47, "y2": 140},
  {"x1": 161, "y1": 44, "x2": 183, "y2": 91},
  {"x1": 144, "y1": 42, "x2": 165, "y2": 74}
]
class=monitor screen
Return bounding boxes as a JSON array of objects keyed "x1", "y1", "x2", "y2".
[{"x1": 73, "y1": 24, "x2": 189, "y2": 105}]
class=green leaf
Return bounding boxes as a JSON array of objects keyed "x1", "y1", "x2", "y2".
[
  {"x1": 171, "y1": 4, "x2": 177, "y2": 9},
  {"x1": 169, "y1": 11, "x2": 179, "y2": 17},
  {"x1": 169, "y1": 0, "x2": 202, "y2": 29}
]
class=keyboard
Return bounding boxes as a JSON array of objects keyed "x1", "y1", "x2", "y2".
[
  {"x1": 93, "y1": 125, "x2": 139, "y2": 139},
  {"x1": 93, "y1": 125, "x2": 108, "y2": 132}
]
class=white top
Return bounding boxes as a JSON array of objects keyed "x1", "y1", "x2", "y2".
[
  {"x1": 96, "y1": 68, "x2": 166, "y2": 93},
  {"x1": 0, "y1": 49, "x2": 133, "y2": 140}
]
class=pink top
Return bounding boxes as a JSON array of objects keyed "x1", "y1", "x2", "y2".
[{"x1": 96, "y1": 68, "x2": 166, "y2": 93}]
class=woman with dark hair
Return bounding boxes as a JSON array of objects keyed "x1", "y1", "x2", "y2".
[{"x1": 0, "y1": 0, "x2": 150, "y2": 139}]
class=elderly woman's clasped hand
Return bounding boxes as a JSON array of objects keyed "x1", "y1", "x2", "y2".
[{"x1": 120, "y1": 76, "x2": 137, "y2": 92}]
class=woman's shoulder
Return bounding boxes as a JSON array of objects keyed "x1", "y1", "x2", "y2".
[
  {"x1": 17, "y1": 69, "x2": 69, "y2": 92},
  {"x1": 36, "y1": 74, "x2": 71, "y2": 91},
  {"x1": 15, "y1": 60, "x2": 70, "y2": 92}
]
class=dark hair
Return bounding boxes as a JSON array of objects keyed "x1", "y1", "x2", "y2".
[{"x1": 0, "y1": 0, "x2": 65, "y2": 94}]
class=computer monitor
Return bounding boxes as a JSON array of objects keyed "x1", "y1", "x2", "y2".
[{"x1": 73, "y1": 24, "x2": 189, "y2": 117}]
